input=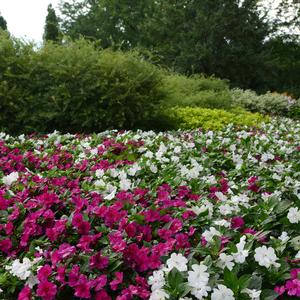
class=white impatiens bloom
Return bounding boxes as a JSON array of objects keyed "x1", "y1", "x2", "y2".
[
  {"x1": 202, "y1": 227, "x2": 221, "y2": 243},
  {"x1": 214, "y1": 219, "x2": 231, "y2": 228},
  {"x1": 254, "y1": 246, "x2": 280, "y2": 268},
  {"x1": 296, "y1": 250, "x2": 300, "y2": 259},
  {"x1": 119, "y1": 178, "x2": 131, "y2": 191},
  {"x1": 242, "y1": 288, "x2": 261, "y2": 300},
  {"x1": 287, "y1": 207, "x2": 300, "y2": 224},
  {"x1": 127, "y1": 164, "x2": 141, "y2": 176},
  {"x1": 232, "y1": 236, "x2": 249, "y2": 263},
  {"x1": 211, "y1": 284, "x2": 235, "y2": 300},
  {"x1": 191, "y1": 285, "x2": 212, "y2": 300},
  {"x1": 149, "y1": 289, "x2": 169, "y2": 300},
  {"x1": 165, "y1": 253, "x2": 188, "y2": 272},
  {"x1": 278, "y1": 231, "x2": 289, "y2": 243},
  {"x1": 5, "y1": 258, "x2": 33, "y2": 280},
  {"x1": 2, "y1": 172, "x2": 19, "y2": 186},
  {"x1": 218, "y1": 253, "x2": 235, "y2": 271},
  {"x1": 188, "y1": 264, "x2": 210, "y2": 289},
  {"x1": 148, "y1": 270, "x2": 166, "y2": 291},
  {"x1": 188, "y1": 264, "x2": 211, "y2": 300}
]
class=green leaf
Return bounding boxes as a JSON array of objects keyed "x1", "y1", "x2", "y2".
[{"x1": 260, "y1": 289, "x2": 279, "y2": 300}]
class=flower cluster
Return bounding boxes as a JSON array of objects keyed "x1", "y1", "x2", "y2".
[{"x1": 0, "y1": 118, "x2": 300, "y2": 299}]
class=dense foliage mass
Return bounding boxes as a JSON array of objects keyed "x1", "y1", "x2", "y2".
[
  {"x1": 0, "y1": 119, "x2": 300, "y2": 299},
  {"x1": 0, "y1": 34, "x2": 165, "y2": 134},
  {"x1": 59, "y1": 0, "x2": 300, "y2": 97}
]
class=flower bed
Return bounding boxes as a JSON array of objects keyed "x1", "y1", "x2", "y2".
[{"x1": 0, "y1": 119, "x2": 300, "y2": 300}]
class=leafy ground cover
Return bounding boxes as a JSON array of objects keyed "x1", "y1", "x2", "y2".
[{"x1": 0, "y1": 119, "x2": 300, "y2": 299}]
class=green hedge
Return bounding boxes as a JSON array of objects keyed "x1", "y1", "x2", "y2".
[
  {"x1": 0, "y1": 33, "x2": 165, "y2": 134},
  {"x1": 163, "y1": 107, "x2": 270, "y2": 130},
  {"x1": 161, "y1": 73, "x2": 232, "y2": 110}
]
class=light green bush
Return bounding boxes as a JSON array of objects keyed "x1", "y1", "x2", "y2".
[
  {"x1": 231, "y1": 88, "x2": 300, "y2": 118},
  {"x1": 164, "y1": 107, "x2": 270, "y2": 130},
  {"x1": 161, "y1": 73, "x2": 232, "y2": 110}
]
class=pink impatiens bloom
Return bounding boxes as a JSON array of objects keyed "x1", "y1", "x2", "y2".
[
  {"x1": 231, "y1": 216, "x2": 245, "y2": 229},
  {"x1": 18, "y1": 285, "x2": 31, "y2": 300},
  {"x1": 89, "y1": 252, "x2": 109, "y2": 270},
  {"x1": 36, "y1": 281, "x2": 57, "y2": 300},
  {"x1": 110, "y1": 272, "x2": 123, "y2": 291}
]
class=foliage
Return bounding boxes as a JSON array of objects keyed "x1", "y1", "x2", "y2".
[
  {"x1": 164, "y1": 107, "x2": 270, "y2": 130},
  {"x1": 0, "y1": 118, "x2": 300, "y2": 299},
  {"x1": 161, "y1": 73, "x2": 232, "y2": 110},
  {"x1": 58, "y1": 0, "x2": 300, "y2": 97},
  {"x1": 0, "y1": 14, "x2": 7, "y2": 31},
  {"x1": 0, "y1": 34, "x2": 165, "y2": 134},
  {"x1": 231, "y1": 88, "x2": 300, "y2": 118},
  {"x1": 43, "y1": 4, "x2": 61, "y2": 43}
]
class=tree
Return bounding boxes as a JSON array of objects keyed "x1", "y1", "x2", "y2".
[
  {"x1": 44, "y1": 4, "x2": 61, "y2": 42},
  {"x1": 0, "y1": 13, "x2": 7, "y2": 30}
]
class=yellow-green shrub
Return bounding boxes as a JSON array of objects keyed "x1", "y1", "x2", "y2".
[{"x1": 164, "y1": 107, "x2": 270, "y2": 130}]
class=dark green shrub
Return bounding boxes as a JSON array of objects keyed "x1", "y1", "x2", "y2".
[{"x1": 0, "y1": 35, "x2": 165, "y2": 134}]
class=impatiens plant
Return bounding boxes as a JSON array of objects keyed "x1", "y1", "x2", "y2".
[{"x1": 0, "y1": 118, "x2": 300, "y2": 299}]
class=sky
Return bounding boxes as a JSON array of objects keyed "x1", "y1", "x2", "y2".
[
  {"x1": 0, "y1": 0, "x2": 297, "y2": 43},
  {"x1": 0, "y1": 0, "x2": 61, "y2": 42}
]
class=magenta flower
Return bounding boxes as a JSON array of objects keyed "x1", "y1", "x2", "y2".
[
  {"x1": 18, "y1": 285, "x2": 31, "y2": 300},
  {"x1": 74, "y1": 274, "x2": 91, "y2": 299},
  {"x1": 110, "y1": 272, "x2": 123, "y2": 291},
  {"x1": 89, "y1": 252, "x2": 109, "y2": 270},
  {"x1": 231, "y1": 216, "x2": 245, "y2": 229},
  {"x1": 285, "y1": 279, "x2": 300, "y2": 297},
  {"x1": 36, "y1": 281, "x2": 57, "y2": 300},
  {"x1": 95, "y1": 290, "x2": 112, "y2": 300}
]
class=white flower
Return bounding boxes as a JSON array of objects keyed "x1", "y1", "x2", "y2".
[
  {"x1": 287, "y1": 207, "x2": 300, "y2": 224},
  {"x1": 218, "y1": 253, "x2": 235, "y2": 271},
  {"x1": 127, "y1": 164, "x2": 141, "y2": 176},
  {"x1": 242, "y1": 288, "x2": 261, "y2": 300},
  {"x1": 296, "y1": 250, "x2": 300, "y2": 259},
  {"x1": 95, "y1": 169, "x2": 105, "y2": 178},
  {"x1": 26, "y1": 274, "x2": 39, "y2": 288},
  {"x1": 232, "y1": 236, "x2": 249, "y2": 263},
  {"x1": 219, "y1": 204, "x2": 234, "y2": 215},
  {"x1": 119, "y1": 178, "x2": 131, "y2": 191},
  {"x1": 0, "y1": 287, "x2": 3, "y2": 293},
  {"x1": 215, "y1": 192, "x2": 228, "y2": 202},
  {"x1": 211, "y1": 284, "x2": 235, "y2": 300},
  {"x1": 149, "y1": 289, "x2": 169, "y2": 300},
  {"x1": 254, "y1": 246, "x2": 280, "y2": 268},
  {"x1": 191, "y1": 285, "x2": 212, "y2": 299},
  {"x1": 2, "y1": 172, "x2": 19, "y2": 186},
  {"x1": 150, "y1": 164, "x2": 158, "y2": 173},
  {"x1": 202, "y1": 227, "x2": 221, "y2": 243},
  {"x1": 5, "y1": 258, "x2": 33, "y2": 280},
  {"x1": 148, "y1": 270, "x2": 165, "y2": 291},
  {"x1": 187, "y1": 264, "x2": 210, "y2": 289},
  {"x1": 214, "y1": 219, "x2": 231, "y2": 228},
  {"x1": 278, "y1": 231, "x2": 289, "y2": 243},
  {"x1": 165, "y1": 253, "x2": 188, "y2": 272}
]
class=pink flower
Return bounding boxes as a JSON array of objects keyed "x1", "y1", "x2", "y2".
[
  {"x1": 68, "y1": 265, "x2": 80, "y2": 287},
  {"x1": 92, "y1": 275, "x2": 107, "y2": 291},
  {"x1": 231, "y1": 216, "x2": 245, "y2": 229},
  {"x1": 95, "y1": 290, "x2": 112, "y2": 300},
  {"x1": 110, "y1": 272, "x2": 123, "y2": 291},
  {"x1": 89, "y1": 252, "x2": 109, "y2": 270},
  {"x1": 55, "y1": 266, "x2": 66, "y2": 283},
  {"x1": 274, "y1": 285, "x2": 286, "y2": 296},
  {"x1": 36, "y1": 281, "x2": 57, "y2": 300},
  {"x1": 74, "y1": 274, "x2": 91, "y2": 299},
  {"x1": 0, "y1": 238, "x2": 12, "y2": 254},
  {"x1": 285, "y1": 279, "x2": 300, "y2": 297},
  {"x1": 291, "y1": 268, "x2": 300, "y2": 279},
  {"x1": 37, "y1": 265, "x2": 52, "y2": 282},
  {"x1": 18, "y1": 285, "x2": 31, "y2": 300}
]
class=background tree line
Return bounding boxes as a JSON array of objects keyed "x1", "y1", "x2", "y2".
[{"x1": 55, "y1": 0, "x2": 300, "y2": 97}]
